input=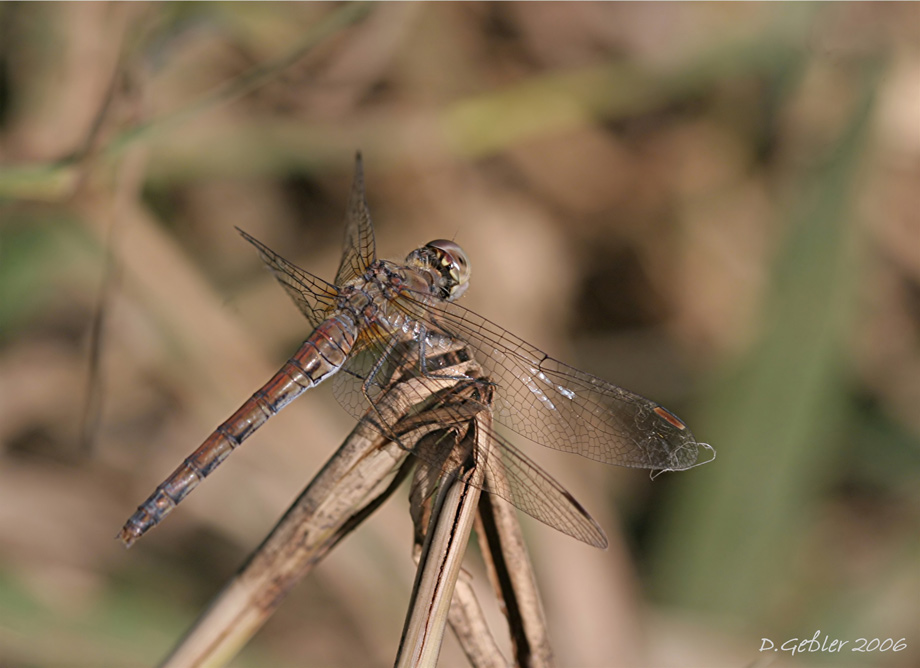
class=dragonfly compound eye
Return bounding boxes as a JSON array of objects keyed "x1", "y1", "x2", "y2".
[{"x1": 422, "y1": 239, "x2": 471, "y2": 301}]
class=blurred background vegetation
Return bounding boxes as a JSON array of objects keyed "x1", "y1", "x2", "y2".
[{"x1": 0, "y1": 3, "x2": 918, "y2": 667}]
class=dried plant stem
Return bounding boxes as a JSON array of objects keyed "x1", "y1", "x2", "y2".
[
  {"x1": 474, "y1": 493, "x2": 553, "y2": 667},
  {"x1": 445, "y1": 574, "x2": 510, "y2": 668},
  {"x1": 159, "y1": 421, "x2": 409, "y2": 668},
  {"x1": 157, "y1": 360, "x2": 483, "y2": 668},
  {"x1": 396, "y1": 413, "x2": 488, "y2": 668}
]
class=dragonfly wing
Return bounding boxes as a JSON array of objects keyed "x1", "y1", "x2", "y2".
[
  {"x1": 394, "y1": 294, "x2": 710, "y2": 472},
  {"x1": 237, "y1": 228, "x2": 338, "y2": 329},
  {"x1": 478, "y1": 425, "x2": 608, "y2": 548},
  {"x1": 328, "y1": 304, "x2": 611, "y2": 547},
  {"x1": 335, "y1": 334, "x2": 610, "y2": 548},
  {"x1": 334, "y1": 152, "x2": 377, "y2": 286},
  {"x1": 404, "y1": 407, "x2": 608, "y2": 548},
  {"x1": 331, "y1": 329, "x2": 401, "y2": 420},
  {"x1": 331, "y1": 316, "x2": 482, "y2": 424}
]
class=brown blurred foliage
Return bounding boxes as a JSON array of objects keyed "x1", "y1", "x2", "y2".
[{"x1": 0, "y1": 3, "x2": 918, "y2": 667}]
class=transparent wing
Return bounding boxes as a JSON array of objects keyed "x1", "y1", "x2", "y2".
[
  {"x1": 331, "y1": 319, "x2": 473, "y2": 421},
  {"x1": 237, "y1": 228, "x2": 338, "y2": 328},
  {"x1": 334, "y1": 152, "x2": 377, "y2": 286},
  {"x1": 353, "y1": 346, "x2": 608, "y2": 548},
  {"x1": 381, "y1": 291, "x2": 709, "y2": 473},
  {"x1": 331, "y1": 328, "x2": 406, "y2": 417},
  {"x1": 478, "y1": 425, "x2": 608, "y2": 547}
]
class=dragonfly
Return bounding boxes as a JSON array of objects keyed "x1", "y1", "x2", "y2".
[{"x1": 118, "y1": 154, "x2": 713, "y2": 549}]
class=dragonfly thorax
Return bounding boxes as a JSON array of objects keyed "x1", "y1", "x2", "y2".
[{"x1": 405, "y1": 240, "x2": 471, "y2": 302}]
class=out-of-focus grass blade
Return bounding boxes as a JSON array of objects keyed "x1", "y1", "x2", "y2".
[
  {"x1": 0, "y1": 216, "x2": 100, "y2": 334},
  {"x1": 443, "y1": 8, "x2": 815, "y2": 159},
  {"x1": 73, "y1": 7, "x2": 817, "y2": 187},
  {"x1": 0, "y1": 162, "x2": 80, "y2": 201},
  {"x1": 649, "y1": 57, "x2": 882, "y2": 619},
  {"x1": 0, "y1": 2, "x2": 371, "y2": 203},
  {"x1": 103, "y1": 2, "x2": 372, "y2": 162}
]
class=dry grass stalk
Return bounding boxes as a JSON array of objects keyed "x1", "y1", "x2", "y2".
[
  {"x1": 157, "y1": 351, "x2": 529, "y2": 668},
  {"x1": 398, "y1": 378, "x2": 556, "y2": 667},
  {"x1": 472, "y1": 469, "x2": 554, "y2": 666},
  {"x1": 396, "y1": 418, "x2": 485, "y2": 667},
  {"x1": 158, "y1": 362, "x2": 471, "y2": 668},
  {"x1": 159, "y1": 419, "x2": 409, "y2": 668}
]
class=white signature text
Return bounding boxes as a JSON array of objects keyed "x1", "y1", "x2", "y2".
[{"x1": 760, "y1": 631, "x2": 907, "y2": 657}]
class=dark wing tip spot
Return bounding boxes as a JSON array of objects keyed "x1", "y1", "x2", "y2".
[{"x1": 561, "y1": 487, "x2": 608, "y2": 548}]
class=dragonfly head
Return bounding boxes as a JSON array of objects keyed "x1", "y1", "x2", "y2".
[{"x1": 406, "y1": 239, "x2": 471, "y2": 301}]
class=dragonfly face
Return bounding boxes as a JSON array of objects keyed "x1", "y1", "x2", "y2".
[
  {"x1": 405, "y1": 239, "x2": 472, "y2": 302},
  {"x1": 118, "y1": 153, "x2": 714, "y2": 549}
]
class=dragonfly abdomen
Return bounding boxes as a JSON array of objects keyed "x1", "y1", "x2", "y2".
[{"x1": 118, "y1": 315, "x2": 357, "y2": 547}]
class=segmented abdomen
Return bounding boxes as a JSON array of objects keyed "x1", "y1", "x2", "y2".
[{"x1": 118, "y1": 315, "x2": 356, "y2": 547}]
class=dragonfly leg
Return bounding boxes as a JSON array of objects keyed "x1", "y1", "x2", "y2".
[
  {"x1": 360, "y1": 336, "x2": 406, "y2": 445},
  {"x1": 416, "y1": 327, "x2": 494, "y2": 390}
]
